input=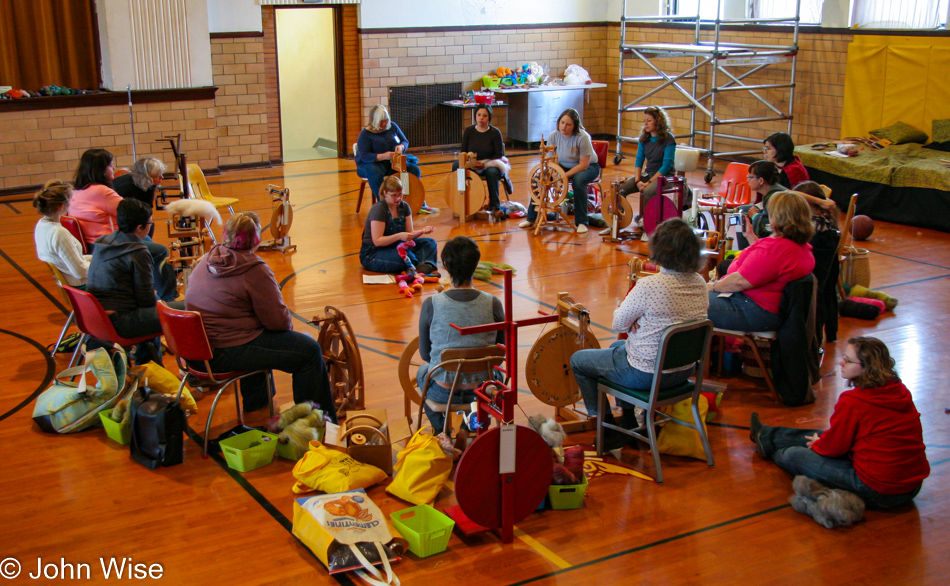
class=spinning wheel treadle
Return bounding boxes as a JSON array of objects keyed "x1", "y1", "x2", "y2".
[
  {"x1": 454, "y1": 425, "x2": 553, "y2": 530},
  {"x1": 528, "y1": 162, "x2": 569, "y2": 208},
  {"x1": 525, "y1": 325, "x2": 601, "y2": 407},
  {"x1": 313, "y1": 307, "x2": 365, "y2": 418}
]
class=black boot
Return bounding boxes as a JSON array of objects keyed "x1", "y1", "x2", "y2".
[{"x1": 600, "y1": 410, "x2": 628, "y2": 452}]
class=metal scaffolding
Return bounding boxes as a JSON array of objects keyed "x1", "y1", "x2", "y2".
[{"x1": 615, "y1": 1, "x2": 801, "y2": 183}]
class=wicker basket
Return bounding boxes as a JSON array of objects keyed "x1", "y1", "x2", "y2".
[
  {"x1": 841, "y1": 245, "x2": 871, "y2": 289},
  {"x1": 741, "y1": 338, "x2": 772, "y2": 379}
]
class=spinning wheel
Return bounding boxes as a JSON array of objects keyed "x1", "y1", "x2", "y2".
[
  {"x1": 526, "y1": 137, "x2": 574, "y2": 235},
  {"x1": 454, "y1": 425, "x2": 553, "y2": 530},
  {"x1": 397, "y1": 336, "x2": 423, "y2": 421},
  {"x1": 259, "y1": 184, "x2": 296, "y2": 253},
  {"x1": 525, "y1": 325, "x2": 601, "y2": 407},
  {"x1": 312, "y1": 307, "x2": 365, "y2": 418},
  {"x1": 447, "y1": 152, "x2": 489, "y2": 223},
  {"x1": 392, "y1": 151, "x2": 425, "y2": 214}
]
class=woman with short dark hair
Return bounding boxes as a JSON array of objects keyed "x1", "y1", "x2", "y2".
[
  {"x1": 571, "y1": 218, "x2": 708, "y2": 448},
  {"x1": 69, "y1": 148, "x2": 122, "y2": 246},
  {"x1": 453, "y1": 105, "x2": 510, "y2": 218},
  {"x1": 763, "y1": 132, "x2": 809, "y2": 188}
]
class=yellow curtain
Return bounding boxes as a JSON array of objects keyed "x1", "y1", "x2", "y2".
[{"x1": 0, "y1": 0, "x2": 98, "y2": 90}]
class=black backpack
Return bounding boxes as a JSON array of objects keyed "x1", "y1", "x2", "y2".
[{"x1": 129, "y1": 386, "x2": 185, "y2": 469}]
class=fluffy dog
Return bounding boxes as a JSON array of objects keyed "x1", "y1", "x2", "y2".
[
  {"x1": 164, "y1": 198, "x2": 222, "y2": 225},
  {"x1": 789, "y1": 475, "x2": 866, "y2": 529}
]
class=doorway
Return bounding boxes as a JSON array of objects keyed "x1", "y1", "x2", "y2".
[{"x1": 276, "y1": 7, "x2": 338, "y2": 162}]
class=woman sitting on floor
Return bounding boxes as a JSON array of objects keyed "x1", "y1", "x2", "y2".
[
  {"x1": 706, "y1": 191, "x2": 815, "y2": 332},
  {"x1": 355, "y1": 104, "x2": 424, "y2": 207},
  {"x1": 184, "y1": 212, "x2": 337, "y2": 420},
  {"x1": 452, "y1": 105, "x2": 511, "y2": 219},
  {"x1": 359, "y1": 175, "x2": 437, "y2": 275},
  {"x1": 570, "y1": 218, "x2": 708, "y2": 450},
  {"x1": 751, "y1": 336, "x2": 929, "y2": 510},
  {"x1": 417, "y1": 236, "x2": 505, "y2": 435},
  {"x1": 33, "y1": 180, "x2": 91, "y2": 288}
]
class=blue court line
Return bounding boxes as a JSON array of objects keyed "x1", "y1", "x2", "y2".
[
  {"x1": 870, "y1": 249, "x2": 950, "y2": 271},
  {"x1": 877, "y1": 274, "x2": 950, "y2": 290}
]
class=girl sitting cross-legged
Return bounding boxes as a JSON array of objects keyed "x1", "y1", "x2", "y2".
[{"x1": 359, "y1": 175, "x2": 437, "y2": 275}]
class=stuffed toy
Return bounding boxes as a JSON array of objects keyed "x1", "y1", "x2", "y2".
[
  {"x1": 789, "y1": 475, "x2": 865, "y2": 529},
  {"x1": 164, "y1": 198, "x2": 222, "y2": 225},
  {"x1": 848, "y1": 285, "x2": 898, "y2": 310},
  {"x1": 395, "y1": 240, "x2": 425, "y2": 298}
]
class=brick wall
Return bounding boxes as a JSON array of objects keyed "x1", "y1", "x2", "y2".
[
  {"x1": 210, "y1": 36, "x2": 270, "y2": 168},
  {"x1": 0, "y1": 100, "x2": 216, "y2": 192}
]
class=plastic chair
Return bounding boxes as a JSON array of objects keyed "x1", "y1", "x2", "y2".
[
  {"x1": 60, "y1": 216, "x2": 89, "y2": 254},
  {"x1": 416, "y1": 345, "x2": 506, "y2": 435},
  {"x1": 585, "y1": 140, "x2": 610, "y2": 212},
  {"x1": 595, "y1": 319, "x2": 715, "y2": 484},
  {"x1": 61, "y1": 286, "x2": 160, "y2": 367},
  {"x1": 697, "y1": 162, "x2": 751, "y2": 208},
  {"x1": 181, "y1": 164, "x2": 238, "y2": 243},
  {"x1": 45, "y1": 263, "x2": 78, "y2": 360},
  {"x1": 156, "y1": 301, "x2": 275, "y2": 457}
]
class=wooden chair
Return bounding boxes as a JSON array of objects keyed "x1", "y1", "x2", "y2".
[
  {"x1": 595, "y1": 319, "x2": 714, "y2": 484},
  {"x1": 60, "y1": 216, "x2": 89, "y2": 254},
  {"x1": 61, "y1": 286, "x2": 160, "y2": 368},
  {"x1": 353, "y1": 143, "x2": 372, "y2": 213},
  {"x1": 156, "y1": 301, "x2": 276, "y2": 457},
  {"x1": 45, "y1": 263, "x2": 78, "y2": 360},
  {"x1": 416, "y1": 345, "x2": 507, "y2": 434},
  {"x1": 181, "y1": 164, "x2": 238, "y2": 243},
  {"x1": 836, "y1": 193, "x2": 859, "y2": 298}
]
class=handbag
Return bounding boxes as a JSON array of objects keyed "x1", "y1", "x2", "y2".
[
  {"x1": 129, "y1": 385, "x2": 186, "y2": 469},
  {"x1": 385, "y1": 426, "x2": 452, "y2": 506},
  {"x1": 841, "y1": 245, "x2": 871, "y2": 289},
  {"x1": 32, "y1": 346, "x2": 132, "y2": 433},
  {"x1": 291, "y1": 441, "x2": 388, "y2": 495},
  {"x1": 655, "y1": 395, "x2": 710, "y2": 460},
  {"x1": 133, "y1": 361, "x2": 198, "y2": 414}
]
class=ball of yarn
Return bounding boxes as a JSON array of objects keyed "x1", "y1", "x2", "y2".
[
  {"x1": 839, "y1": 299, "x2": 881, "y2": 320},
  {"x1": 850, "y1": 215, "x2": 874, "y2": 240},
  {"x1": 848, "y1": 296, "x2": 885, "y2": 312}
]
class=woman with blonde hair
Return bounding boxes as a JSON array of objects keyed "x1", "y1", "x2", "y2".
[
  {"x1": 185, "y1": 211, "x2": 336, "y2": 420},
  {"x1": 33, "y1": 180, "x2": 91, "y2": 287},
  {"x1": 706, "y1": 191, "x2": 815, "y2": 332},
  {"x1": 751, "y1": 337, "x2": 929, "y2": 510},
  {"x1": 113, "y1": 157, "x2": 166, "y2": 237},
  {"x1": 355, "y1": 104, "x2": 423, "y2": 204}
]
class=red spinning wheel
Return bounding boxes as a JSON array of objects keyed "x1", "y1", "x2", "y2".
[
  {"x1": 642, "y1": 194, "x2": 679, "y2": 236},
  {"x1": 454, "y1": 425, "x2": 553, "y2": 530}
]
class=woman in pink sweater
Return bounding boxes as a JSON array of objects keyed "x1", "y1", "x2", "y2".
[
  {"x1": 751, "y1": 337, "x2": 930, "y2": 509},
  {"x1": 68, "y1": 148, "x2": 122, "y2": 246}
]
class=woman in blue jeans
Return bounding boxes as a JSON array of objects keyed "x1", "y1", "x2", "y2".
[
  {"x1": 355, "y1": 104, "x2": 422, "y2": 203},
  {"x1": 570, "y1": 219, "x2": 709, "y2": 450},
  {"x1": 751, "y1": 337, "x2": 929, "y2": 509},
  {"x1": 359, "y1": 175, "x2": 437, "y2": 275},
  {"x1": 519, "y1": 108, "x2": 599, "y2": 234}
]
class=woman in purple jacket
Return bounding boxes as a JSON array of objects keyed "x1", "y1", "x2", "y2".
[{"x1": 184, "y1": 212, "x2": 336, "y2": 421}]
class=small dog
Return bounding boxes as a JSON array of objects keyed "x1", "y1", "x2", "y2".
[
  {"x1": 789, "y1": 475, "x2": 865, "y2": 529},
  {"x1": 164, "y1": 198, "x2": 222, "y2": 225}
]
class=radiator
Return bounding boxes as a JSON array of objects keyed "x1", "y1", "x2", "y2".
[{"x1": 389, "y1": 82, "x2": 462, "y2": 149}]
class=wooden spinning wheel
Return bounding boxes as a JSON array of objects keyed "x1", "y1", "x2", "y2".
[
  {"x1": 311, "y1": 306, "x2": 365, "y2": 419},
  {"x1": 447, "y1": 152, "x2": 488, "y2": 223},
  {"x1": 602, "y1": 177, "x2": 637, "y2": 243},
  {"x1": 391, "y1": 151, "x2": 425, "y2": 214},
  {"x1": 527, "y1": 137, "x2": 573, "y2": 235},
  {"x1": 259, "y1": 184, "x2": 296, "y2": 253},
  {"x1": 397, "y1": 336, "x2": 423, "y2": 421}
]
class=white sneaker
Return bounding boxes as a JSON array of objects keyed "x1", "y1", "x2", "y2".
[
  {"x1": 576, "y1": 224, "x2": 588, "y2": 234},
  {"x1": 640, "y1": 233, "x2": 649, "y2": 242},
  {"x1": 518, "y1": 220, "x2": 533, "y2": 228},
  {"x1": 599, "y1": 227, "x2": 611, "y2": 236}
]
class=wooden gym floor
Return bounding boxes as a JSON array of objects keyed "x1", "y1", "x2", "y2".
[{"x1": 1, "y1": 148, "x2": 948, "y2": 585}]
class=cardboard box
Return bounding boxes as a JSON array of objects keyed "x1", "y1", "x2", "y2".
[{"x1": 324, "y1": 409, "x2": 411, "y2": 476}]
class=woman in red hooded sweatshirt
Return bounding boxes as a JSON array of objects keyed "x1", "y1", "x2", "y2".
[{"x1": 750, "y1": 336, "x2": 929, "y2": 509}]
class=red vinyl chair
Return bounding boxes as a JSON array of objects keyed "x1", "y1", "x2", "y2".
[
  {"x1": 585, "y1": 140, "x2": 610, "y2": 212},
  {"x1": 156, "y1": 301, "x2": 275, "y2": 457},
  {"x1": 60, "y1": 216, "x2": 89, "y2": 254},
  {"x1": 61, "y1": 286, "x2": 161, "y2": 368}
]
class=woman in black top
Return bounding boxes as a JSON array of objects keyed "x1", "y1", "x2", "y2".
[
  {"x1": 452, "y1": 105, "x2": 510, "y2": 218},
  {"x1": 113, "y1": 158, "x2": 166, "y2": 238}
]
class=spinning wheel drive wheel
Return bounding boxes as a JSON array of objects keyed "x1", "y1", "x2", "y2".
[
  {"x1": 454, "y1": 425, "x2": 553, "y2": 531},
  {"x1": 525, "y1": 325, "x2": 601, "y2": 407},
  {"x1": 269, "y1": 201, "x2": 294, "y2": 239},
  {"x1": 605, "y1": 193, "x2": 634, "y2": 231},
  {"x1": 403, "y1": 174, "x2": 426, "y2": 215},
  {"x1": 398, "y1": 336, "x2": 423, "y2": 417},
  {"x1": 447, "y1": 170, "x2": 486, "y2": 219},
  {"x1": 316, "y1": 306, "x2": 364, "y2": 418},
  {"x1": 528, "y1": 163, "x2": 569, "y2": 209}
]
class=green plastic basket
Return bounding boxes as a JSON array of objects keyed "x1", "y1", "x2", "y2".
[
  {"x1": 219, "y1": 430, "x2": 278, "y2": 472},
  {"x1": 390, "y1": 505, "x2": 455, "y2": 558},
  {"x1": 548, "y1": 474, "x2": 588, "y2": 510},
  {"x1": 481, "y1": 75, "x2": 500, "y2": 88},
  {"x1": 99, "y1": 409, "x2": 130, "y2": 445}
]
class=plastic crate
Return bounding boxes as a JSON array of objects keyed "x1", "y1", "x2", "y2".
[
  {"x1": 99, "y1": 409, "x2": 130, "y2": 445},
  {"x1": 219, "y1": 430, "x2": 278, "y2": 472},
  {"x1": 481, "y1": 75, "x2": 500, "y2": 88},
  {"x1": 390, "y1": 505, "x2": 454, "y2": 558},
  {"x1": 548, "y1": 474, "x2": 588, "y2": 510}
]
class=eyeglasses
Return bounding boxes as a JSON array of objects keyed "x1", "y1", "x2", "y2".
[
  {"x1": 841, "y1": 356, "x2": 861, "y2": 365},
  {"x1": 746, "y1": 175, "x2": 760, "y2": 180}
]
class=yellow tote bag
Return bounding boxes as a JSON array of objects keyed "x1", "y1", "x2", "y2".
[
  {"x1": 133, "y1": 362, "x2": 198, "y2": 414},
  {"x1": 655, "y1": 395, "x2": 710, "y2": 460},
  {"x1": 385, "y1": 427, "x2": 452, "y2": 505},
  {"x1": 292, "y1": 441, "x2": 388, "y2": 494}
]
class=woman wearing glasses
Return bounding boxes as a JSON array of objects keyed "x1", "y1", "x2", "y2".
[
  {"x1": 762, "y1": 132, "x2": 809, "y2": 189},
  {"x1": 751, "y1": 337, "x2": 929, "y2": 510}
]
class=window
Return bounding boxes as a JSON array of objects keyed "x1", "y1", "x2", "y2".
[
  {"x1": 752, "y1": 1, "x2": 822, "y2": 24},
  {"x1": 851, "y1": 0, "x2": 948, "y2": 29},
  {"x1": 672, "y1": 0, "x2": 822, "y2": 24}
]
